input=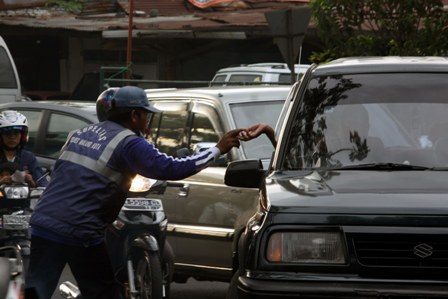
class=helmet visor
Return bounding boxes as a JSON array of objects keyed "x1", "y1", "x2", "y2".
[{"x1": 0, "y1": 126, "x2": 25, "y2": 133}]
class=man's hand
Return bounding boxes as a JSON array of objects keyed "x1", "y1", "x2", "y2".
[
  {"x1": 215, "y1": 129, "x2": 244, "y2": 154},
  {"x1": 238, "y1": 123, "x2": 277, "y2": 147}
]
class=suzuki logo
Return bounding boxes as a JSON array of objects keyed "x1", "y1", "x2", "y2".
[{"x1": 413, "y1": 243, "x2": 433, "y2": 258}]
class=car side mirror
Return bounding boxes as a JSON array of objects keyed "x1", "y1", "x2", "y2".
[{"x1": 225, "y1": 159, "x2": 265, "y2": 188}]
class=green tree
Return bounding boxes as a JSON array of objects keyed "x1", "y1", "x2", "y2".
[
  {"x1": 46, "y1": 0, "x2": 85, "y2": 13},
  {"x1": 310, "y1": 0, "x2": 448, "y2": 63}
]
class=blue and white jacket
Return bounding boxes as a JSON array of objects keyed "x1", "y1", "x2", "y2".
[{"x1": 30, "y1": 120, "x2": 220, "y2": 246}]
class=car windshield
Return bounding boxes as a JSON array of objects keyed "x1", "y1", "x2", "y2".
[
  {"x1": 283, "y1": 73, "x2": 448, "y2": 170},
  {"x1": 230, "y1": 100, "x2": 282, "y2": 159}
]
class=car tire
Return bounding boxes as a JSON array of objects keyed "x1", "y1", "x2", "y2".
[{"x1": 226, "y1": 272, "x2": 240, "y2": 299}]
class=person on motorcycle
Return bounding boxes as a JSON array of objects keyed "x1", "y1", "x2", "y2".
[
  {"x1": 25, "y1": 86, "x2": 246, "y2": 299},
  {"x1": 0, "y1": 110, "x2": 48, "y2": 188}
]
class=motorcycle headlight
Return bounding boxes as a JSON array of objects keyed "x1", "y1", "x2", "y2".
[
  {"x1": 129, "y1": 175, "x2": 157, "y2": 193},
  {"x1": 3, "y1": 186, "x2": 29, "y2": 199},
  {"x1": 266, "y1": 231, "x2": 346, "y2": 264}
]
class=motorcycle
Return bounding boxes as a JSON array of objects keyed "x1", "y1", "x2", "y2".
[
  {"x1": 59, "y1": 175, "x2": 175, "y2": 299},
  {"x1": 0, "y1": 183, "x2": 45, "y2": 299},
  {"x1": 0, "y1": 245, "x2": 24, "y2": 299}
]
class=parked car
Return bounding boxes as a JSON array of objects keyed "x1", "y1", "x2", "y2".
[
  {"x1": 0, "y1": 85, "x2": 294, "y2": 285},
  {"x1": 144, "y1": 85, "x2": 294, "y2": 283},
  {"x1": 224, "y1": 56, "x2": 448, "y2": 298},
  {"x1": 210, "y1": 63, "x2": 309, "y2": 86},
  {"x1": 0, "y1": 36, "x2": 22, "y2": 103},
  {"x1": 0, "y1": 101, "x2": 97, "y2": 170}
]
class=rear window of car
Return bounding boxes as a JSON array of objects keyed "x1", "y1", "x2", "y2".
[
  {"x1": 230, "y1": 100, "x2": 283, "y2": 159},
  {"x1": 45, "y1": 112, "x2": 91, "y2": 157},
  {"x1": 228, "y1": 74, "x2": 263, "y2": 85},
  {"x1": 0, "y1": 47, "x2": 17, "y2": 89}
]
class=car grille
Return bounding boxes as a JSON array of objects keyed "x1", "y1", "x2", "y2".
[{"x1": 353, "y1": 233, "x2": 448, "y2": 267}]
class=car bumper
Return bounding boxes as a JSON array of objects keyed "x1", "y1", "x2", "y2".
[{"x1": 236, "y1": 273, "x2": 448, "y2": 299}]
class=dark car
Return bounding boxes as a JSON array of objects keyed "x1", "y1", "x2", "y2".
[{"x1": 225, "y1": 56, "x2": 448, "y2": 298}]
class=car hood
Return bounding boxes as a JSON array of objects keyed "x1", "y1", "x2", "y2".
[{"x1": 267, "y1": 170, "x2": 448, "y2": 215}]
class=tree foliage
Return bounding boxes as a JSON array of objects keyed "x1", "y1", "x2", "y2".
[
  {"x1": 309, "y1": 0, "x2": 448, "y2": 63},
  {"x1": 46, "y1": 0, "x2": 85, "y2": 13}
]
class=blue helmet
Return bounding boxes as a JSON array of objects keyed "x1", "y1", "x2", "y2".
[{"x1": 96, "y1": 86, "x2": 160, "y2": 121}]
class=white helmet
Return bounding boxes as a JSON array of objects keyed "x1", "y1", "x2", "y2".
[{"x1": 0, "y1": 110, "x2": 29, "y2": 147}]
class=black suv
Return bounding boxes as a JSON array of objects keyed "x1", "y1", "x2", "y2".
[{"x1": 225, "y1": 57, "x2": 448, "y2": 298}]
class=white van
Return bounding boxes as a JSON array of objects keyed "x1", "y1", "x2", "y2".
[
  {"x1": 210, "y1": 62, "x2": 310, "y2": 86},
  {"x1": 0, "y1": 36, "x2": 22, "y2": 102}
]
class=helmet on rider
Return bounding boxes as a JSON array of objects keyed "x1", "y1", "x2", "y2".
[
  {"x1": 96, "y1": 86, "x2": 160, "y2": 122},
  {"x1": 0, "y1": 110, "x2": 29, "y2": 148}
]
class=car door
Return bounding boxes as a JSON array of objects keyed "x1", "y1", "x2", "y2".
[{"x1": 148, "y1": 99, "x2": 257, "y2": 277}]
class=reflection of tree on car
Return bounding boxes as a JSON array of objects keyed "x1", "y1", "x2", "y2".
[
  {"x1": 284, "y1": 75, "x2": 363, "y2": 169},
  {"x1": 287, "y1": 72, "x2": 448, "y2": 171},
  {"x1": 314, "y1": 104, "x2": 374, "y2": 168}
]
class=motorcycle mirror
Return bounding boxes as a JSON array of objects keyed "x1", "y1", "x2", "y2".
[{"x1": 129, "y1": 175, "x2": 157, "y2": 193}]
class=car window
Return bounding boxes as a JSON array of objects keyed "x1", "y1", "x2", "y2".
[
  {"x1": 279, "y1": 73, "x2": 304, "y2": 84},
  {"x1": 149, "y1": 110, "x2": 189, "y2": 157},
  {"x1": 190, "y1": 113, "x2": 219, "y2": 151},
  {"x1": 228, "y1": 74, "x2": 262, "y2": 84},
  {"x1": 284, "y1": 73, "x2": 448, "y2": 170},
  {"x1": 0, "y1": 47, "x2": 17, "y2": 88},
  {"x1": 13, "y1": 109, "x2": 43, "y2": 153},
  {"x1": 212, "y1": 75, "x2": 226, "y2": 83},
  {"x1": 230, "y1": 100, "x2": 283, "y2": 159},
  {"x1": 44, "y1": 112, "x2": 91, "y2": 157}
]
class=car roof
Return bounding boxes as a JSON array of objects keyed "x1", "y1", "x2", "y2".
[
  {"x1": 215, "y1": 63, "x2": 310, "y2": 74},
  {"x1": 314, "y1": 56, "x2": 448, "y2": 75},
  {"x1": 0, "y1": 101, "x2": 98, "y2": 122},
  {"x1": 145, "y1": 86, "x2": 292, "y2": 105}
]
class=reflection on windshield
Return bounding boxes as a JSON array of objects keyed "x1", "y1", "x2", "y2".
[
  {"x1": 284, "y1": 73, "x2": 448, "y2": 170},
  {"x1": 231, "y1": 100, "x2": 283, "y2": 159}
]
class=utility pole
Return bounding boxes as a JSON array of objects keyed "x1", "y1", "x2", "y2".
[{"x1": 126, "y1": 0, "x2": 134, "y2": 80}]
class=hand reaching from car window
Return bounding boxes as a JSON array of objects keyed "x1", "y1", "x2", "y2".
[{"x1": 238, "y1": 123, "x2": 277, "y2": 148}]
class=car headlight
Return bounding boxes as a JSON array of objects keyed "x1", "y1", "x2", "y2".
[{"x1": 266, "y1": 231, "x2": 346, "y2": 264}]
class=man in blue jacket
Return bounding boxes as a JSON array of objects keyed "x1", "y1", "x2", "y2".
[{"x1": 25, "y1": 86, "x2": 245, "y2": 299}]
